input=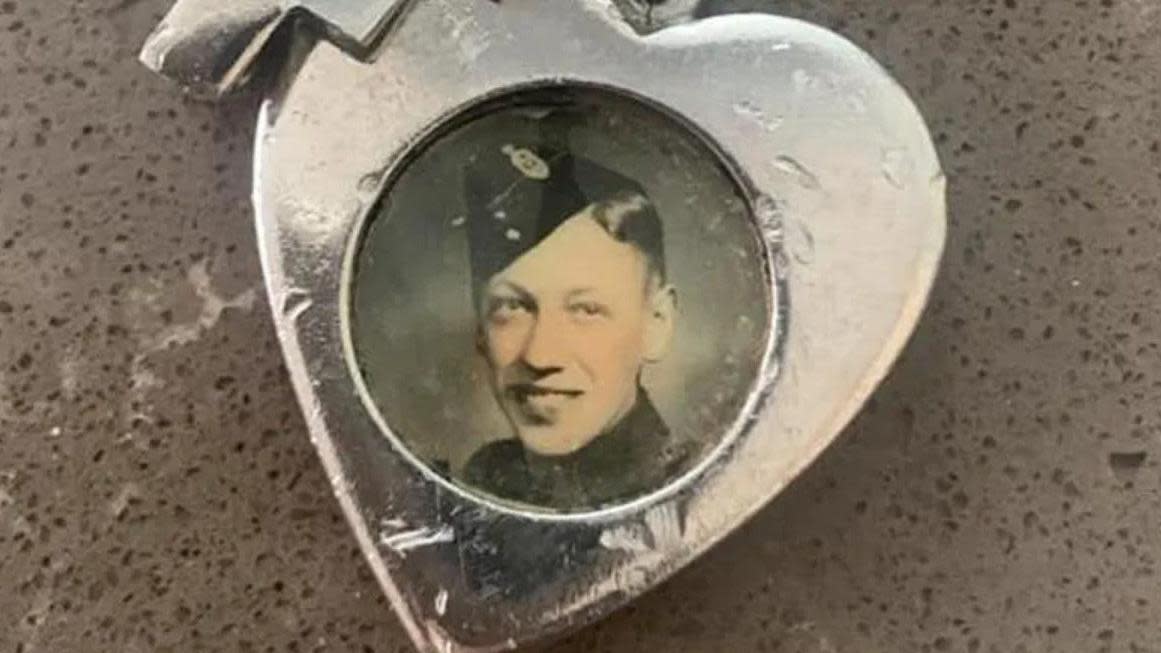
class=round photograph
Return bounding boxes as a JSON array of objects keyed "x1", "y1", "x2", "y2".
[{"x1": 350, "y1": 86, "x2": 773, "y2": 514}]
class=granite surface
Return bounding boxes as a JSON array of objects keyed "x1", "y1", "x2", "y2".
[{"x1": 2, "y1": 0, "x2": 1160, "y2": 651}]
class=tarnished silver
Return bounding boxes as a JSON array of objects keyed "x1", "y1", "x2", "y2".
[
  {"x1": 139, "y1": 0, "x2": 414, "y2": 95},
  {"x1": 140, "y1": 1, "x2": 946, "y2": 650}
]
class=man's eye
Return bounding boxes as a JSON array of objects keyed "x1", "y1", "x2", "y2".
[
  {"x1": 568, "y1": 301, "x2": 607, "y2": 319},
  {"x1": 489, "y1": 297, "x2": 530, "y2": 320}
]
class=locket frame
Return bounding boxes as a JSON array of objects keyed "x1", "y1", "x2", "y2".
[{"x1": 249, "y1": 1, "x2": 945, "y2": 649}]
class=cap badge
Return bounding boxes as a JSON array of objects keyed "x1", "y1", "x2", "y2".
[{"x1": 502, "y1": 144, "x2": 551, "y2": 180}]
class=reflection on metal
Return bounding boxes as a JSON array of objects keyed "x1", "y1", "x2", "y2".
[{"x1": 140, "y1": 0, "x2": 946, "y2": 650}]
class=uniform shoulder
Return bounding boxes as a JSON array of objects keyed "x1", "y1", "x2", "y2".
[{"x1": 461, "y1": 439, "x2": 526, "y2": 487}]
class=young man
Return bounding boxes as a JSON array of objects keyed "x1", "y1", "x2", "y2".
[{"x1": 460, "y1": 142, "x2": 695, "y2": 510}]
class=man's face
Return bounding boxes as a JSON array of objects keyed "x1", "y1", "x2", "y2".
[{"x1": 480, "y1": 208, "x2": 674, "y2": 456}]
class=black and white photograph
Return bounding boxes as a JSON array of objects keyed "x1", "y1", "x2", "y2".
[{"x1": 350, "y1": 88, "x2": 773, "y2": 512}]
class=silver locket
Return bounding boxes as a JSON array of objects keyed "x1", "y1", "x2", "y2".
[{"x1": 141, "y1": 1, "x2": 945, "y2": 649}]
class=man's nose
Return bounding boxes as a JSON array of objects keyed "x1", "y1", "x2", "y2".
[{"x1": 520, "y1": 313, "x2": 566, "y2": 373}]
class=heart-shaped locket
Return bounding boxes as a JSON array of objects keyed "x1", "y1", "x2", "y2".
[{"x1": 143, "y1": 1, "x2": 944, "y2": 649}]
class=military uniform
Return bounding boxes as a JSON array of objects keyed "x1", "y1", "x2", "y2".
[{"x1": 456, "y1": 116, "x2": 694, "y2": 514}]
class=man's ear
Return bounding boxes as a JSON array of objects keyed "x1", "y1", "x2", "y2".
[
  {"x1": 643, "y1": 284, "x2": 677, "y2": 363},
  {"x1": 475, "y1": 324, "x2": 489, "y2": 359},
  {"x1": 475, "y1": 328, "x2": 483, "y2": 353}
]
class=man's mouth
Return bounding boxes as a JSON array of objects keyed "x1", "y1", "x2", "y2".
[
  {"x1": 503, "y1": 384, "x2": 584, "y2": 425},
  {"x1": 507, "y1": 384, "x2": 583, "y2": 402}
]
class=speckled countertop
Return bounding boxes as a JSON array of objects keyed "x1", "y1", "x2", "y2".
[{"x1": 2, "y1": 1, "x2": 1160, "y2": 651}]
